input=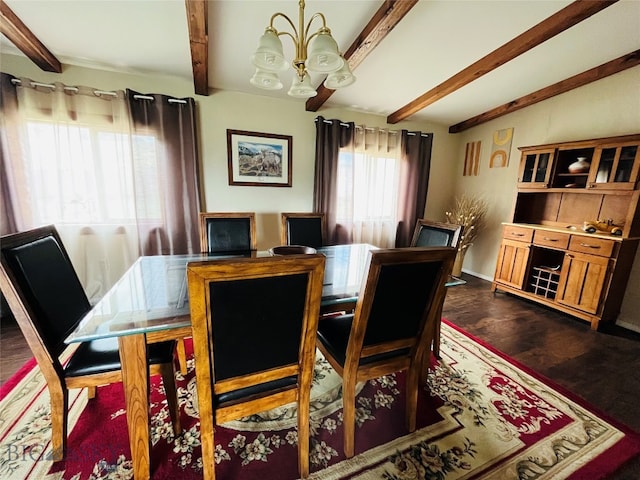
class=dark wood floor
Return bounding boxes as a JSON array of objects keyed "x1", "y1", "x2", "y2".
[{"x1": 1, "y1": 274, "x2": 639, "y2": 477}]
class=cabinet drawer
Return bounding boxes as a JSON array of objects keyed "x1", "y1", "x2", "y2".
[
  {"x1": 568, "y1": 236, "x2": 615, "y2": 257},
  {"x1": 503, "y1": 225, "x2": 533, "y2": 243},
  {"x1": 533, "y1": 230, "x2": 570, "y2": 249}
]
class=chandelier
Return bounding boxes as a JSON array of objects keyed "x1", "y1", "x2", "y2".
[{"x1": 250, "y1": 0, "x2": 356, "y2": 98}]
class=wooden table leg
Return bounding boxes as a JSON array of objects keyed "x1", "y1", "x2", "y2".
[{"x1": 118, "y1": 334, "x2": 150, "y2": 480}]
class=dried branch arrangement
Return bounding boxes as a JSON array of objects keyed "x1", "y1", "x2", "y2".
[{"x1": 445, "y1": 194, "x2": 488, "y2": 253}]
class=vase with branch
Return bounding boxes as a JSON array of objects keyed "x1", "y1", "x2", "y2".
[{"x1": 445, "y1": 194, "x2": 488, "y2": 276}]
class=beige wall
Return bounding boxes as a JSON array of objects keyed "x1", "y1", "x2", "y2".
[{"x1": 2, "y1": 54, "x2": 638, "y2": 331}]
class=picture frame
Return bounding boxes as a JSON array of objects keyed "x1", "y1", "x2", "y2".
[{"x1": 226, "y1": 129, "x2": 292, "y2": 187}]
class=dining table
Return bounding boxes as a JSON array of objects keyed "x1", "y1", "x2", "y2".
[
  {"x1": 64, "y1": 243, "x2": 372, "y2": 479},
  {"x1": 64, "y1": 243, "x2": 464, "y2": 479}
]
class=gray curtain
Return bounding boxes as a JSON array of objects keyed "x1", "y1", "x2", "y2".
[
  {"x1": 395, "y1": 131, "x2": 433, "y2": 247},
  {"x1": 313, "y1": 116, "x2": 354, "y2": 245},
  {"x1": 127, "y1": 89, "x2": 202, "y2": 255}
]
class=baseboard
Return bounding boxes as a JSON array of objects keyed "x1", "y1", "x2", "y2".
[
  {"x1": 461, "y1": 269, "x2": 493, "y2": 282},
  {"x1": 615, "y1": 320, "x2": 640, "y2": 334}
]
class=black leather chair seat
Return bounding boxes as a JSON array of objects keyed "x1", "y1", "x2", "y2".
[
  {"x1": 64, "y1": 338, "x2": 176, "y2": 377},
  {"x1": 317, "y1": 314, "x2": 410, "y2": 367},
  {"x1": 215, "y1": 376, "x2": 297, "y2": 406}
]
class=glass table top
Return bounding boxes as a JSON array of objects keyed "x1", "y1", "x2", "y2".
[
  {"x1": 65, "y1": 244, "x2": 377, "y2": 343},
  {"x1": 65, "y1": 243, "x2": 465, "y2": 343}
]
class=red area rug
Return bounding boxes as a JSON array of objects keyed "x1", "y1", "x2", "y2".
[{"x1": 1, "y1": 320, "x2": 639, "y2": 479}]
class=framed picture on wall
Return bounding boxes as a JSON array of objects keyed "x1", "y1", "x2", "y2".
[{"x1": 226, "y1": 129, "x2": 292, "y2": 187}]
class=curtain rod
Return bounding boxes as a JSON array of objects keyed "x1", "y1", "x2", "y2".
[
  {"x1": 356, "y1": 125, "x2": 430, "y2": 137},
  {"x1": 12, "y1": 78, "x2": 116, "y2": 97},
  {"x1": 131, "y1": 94, "x2": 187, "y2": 104},
  {"x1": 11, "y1": 78, "x2": 79, "y2": 93},
  {"x1": 315, "y1": 117, "x2": 429, "y2": 137},
  {"x1": 10, "y1": 79, "x2": 187, "y2": 103}
]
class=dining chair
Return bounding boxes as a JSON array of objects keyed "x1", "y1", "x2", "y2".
[
  {"x1": 0, "y1": 225, "x2": 182, "y2": 461},
  {"x1": 410, "y1": 219, "x2": 463, "y2": 249},
  {"x1": 199, "y1": 212, "x2": 257, "y2": 253},
  {"x1": 187, "y1": 253, "x2": 326, "y2": 480},
  {"x1": 281, "y1": 212, "x2": 325, "y2": 248},
  {"x1": 410, "y1": 219, "x2": 464, "y2": 360},
  {"x1": 315, "y1": 246, "x2": 456, "y2": 458}
]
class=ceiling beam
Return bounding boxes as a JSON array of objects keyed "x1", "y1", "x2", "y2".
[
  {"x1": 387, "y1": 0, "x2": 619, "y2": 124},
  {"x1": 185, "y1": 0, "x2": 209, "y2": 96},
  {"x1": 0, "y1": 2, "x2": 61, "y2": 73},
  {"x1": 305, "y1": 0, "x2": 418, "y2": 112},
  {"x1": 449, "y1": 50, "x2": 640, "y2": 133}
]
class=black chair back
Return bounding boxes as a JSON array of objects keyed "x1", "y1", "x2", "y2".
[
  {"x1": 205, "y1": 217, "x2": 252, "y2": 252},
  {"x1": 410, "y1": 220, "x2": 463, "y2": 248},
  {"x1": 210, "y1": 273, "x2": 308, "y2": 382},
  {"x1": 287, "y1": 217, "x2": 323, "y2": 248},
  {"x1": 362, "y1": 260, "x2": 441, "y2": 350},
  {"x1": 281, "y1": 213, "x2": 325, "y2": 248},
  {"x1": 1, "y1": 226, "x2": 90, "y2": 357},
  {"x1": 199, "y1": 212, "x2": 257, "y2": 253}
]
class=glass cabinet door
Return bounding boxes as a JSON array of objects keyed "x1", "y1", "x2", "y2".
[
  {"x1": 518, "y1": 149, "x2": 554, "y2": 188},
  {"x1": 589, "y1": 144, "x2": 640, "y2": 190}
]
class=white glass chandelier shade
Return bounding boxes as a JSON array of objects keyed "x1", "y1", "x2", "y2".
[
  {"x1": 287, "y1": 73, "x2": 317, "y2": 98},
  {"x1": 324, "y1": 60, "x2": 356, "y2": 89},
  {"x1": 250, "y1": 68, "x2": 284, "y2": 90},
  {"x1": 251, "y1": 29, "x2": 289, "y2": 72},
  {"x1": 249, "y1": 1, "x2": 355, "y2": 97},
  {"x1": 305, "y1": 31, "x2": 344, "y2": 73}
]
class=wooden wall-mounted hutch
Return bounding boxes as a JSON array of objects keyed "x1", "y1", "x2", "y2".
[{"x1": 491, "y1": 133, "x2": 640, "y2": 330}]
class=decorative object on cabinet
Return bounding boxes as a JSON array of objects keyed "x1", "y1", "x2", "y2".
[
  {"x1": 492, "y1": 133, "x2": 640, "y2": 331},
  {"x1": 445, "y1": 194, "x2": 488, "y2": 276},
  {"x1": 464, "y1": 140, "x2": 481, "y2": 176},
  {"x1": 568, "y1": 156, "x2": 590, "y2": 173},
  {"x1": 490, "y1": 127, "x2": 513, "y2": 168},
  {"x1": 227, "y1": 129, "x2": 292, "y2": 187},
  {"x1": 582, "y1": 219, "x2": 623, "y2": 236}
]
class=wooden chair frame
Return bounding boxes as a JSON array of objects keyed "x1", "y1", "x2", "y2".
[
  {"x1": 0, "y1": 225, "x2": 181, "y2": 461},
  {"x1": 188, "y1": 254, "x2": 326, "y2": 480},
  {"x1": 316, "y1": 247, "x2": 456, "y2": 458},
  {"x1": 199, "y1": 212, "x2": 257, "y2": 253},
  {"x1": 280, "y1": 212, "x2": 326, "y2": 247}
]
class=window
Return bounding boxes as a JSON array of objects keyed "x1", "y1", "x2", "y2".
[
  {"x1": 335, "y1": 128, "x2": 401, "y2": 247},
  {"x1": 22, "y1": 121, "x2": 162, "y2": 226},
  {"x1": 336, "y1": 151, "x2": 399, "y2": 223}
]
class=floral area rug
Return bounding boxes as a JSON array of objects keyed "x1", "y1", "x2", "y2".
[{"x1": 1, "y1": 320, "x2": 639, "y2": 479}]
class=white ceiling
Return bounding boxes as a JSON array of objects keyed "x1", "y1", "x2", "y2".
[{"x1": 1, "y1": 0, "x2": 639, "y2": 128}]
